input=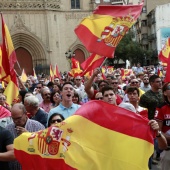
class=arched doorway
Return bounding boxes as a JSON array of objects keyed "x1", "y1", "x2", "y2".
[
  {"x1": 12, "y1": 32, "x2": 47, "y2": 75},
  {"x1": 74, "y1": 49, "x2": 85, "y2": 64},
  {"x1": 14, "y1": 47, "x2": 33, "y2": 76}
]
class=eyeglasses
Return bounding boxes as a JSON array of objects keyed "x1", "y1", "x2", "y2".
[
  {"x1": 12, "y1": 114, "x2": 24, "y2": 122},
  {"x1": 50, "y1": 119, "x2": 62, "y2": 124},
  {"x1": 36, "y1": 87, "x2": 42, "y2": 89},
  {"x1": 131, "y1": 82, "x2": 139, "y2": 84},
  {"x1": 111, "y1": 82, "x2": 118, "y2": 84},
  {"x1": 75, "y1": 79, "x2": 81, "y2": 81},
  {"x1": 95, "y1": 97, "x2": 103, "y2": 100}
]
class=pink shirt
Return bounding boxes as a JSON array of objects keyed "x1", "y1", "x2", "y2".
[{"x1": 39, "y1": 101, "x2": 51, "y2": 113}]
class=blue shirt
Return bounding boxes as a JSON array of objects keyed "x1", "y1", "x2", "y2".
[{"x1": 47, "y1": 103, "x2": 81, "y2": 126}]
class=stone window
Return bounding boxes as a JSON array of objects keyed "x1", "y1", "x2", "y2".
[{"x1": 71, "y1": 0, "x2": 80, "y2": 9}]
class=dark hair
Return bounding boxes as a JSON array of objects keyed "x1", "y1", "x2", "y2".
[
  {"x1": 19, "y1": 90, "x2": 28, "y2": 104},
  {"x1": 53, "y1": 83, "x2": 62, "y2": 92},
  {"x1": 149, "y1": 74, "x2": 160, "y2": 83},
  {"x1": 101, "y1": 86, "x2": 114, "y2": 95},
  {"x1": 126, "y1": 87, "x2": 139, "y2": 96},
  {"x1": 61, "y1": 82, "x2": 73, "y2": 91},
  {"x1": 98, "y1": 80, "x2": 109, "y2": 87},
  {"x1": 73, "y1": 91, "x2": 80, "y2": 104},
  {"x1": 48, "y1": 113, "x2": 65, "y2": 127},
  {"x1": 162, "y1": 82, "x2": 170, "y2": 102},
  {"x1": 50, "y1": 91, "x2": 60, "y2": 104},
  {"x1": 47, "y1": 81, "x2": 54, "y2": 87}
]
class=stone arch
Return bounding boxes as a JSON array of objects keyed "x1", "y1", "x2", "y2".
[{"x1": 11, "y1": 32, "x2": 47, "y2": 69}]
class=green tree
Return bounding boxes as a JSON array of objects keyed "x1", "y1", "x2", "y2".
[{"x1": 106, "y1": 32, "x2": 153, "y2": 67}]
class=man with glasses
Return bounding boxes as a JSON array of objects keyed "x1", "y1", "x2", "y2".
[
  {"x1": 33, "y1": 83, "x2": 43, "y2": 103},
  {"x1": 6, "y1": 103, "x2": 45, "y2": 170},
  {"x1": 111, "y1": 78, "x2": 125, "y2": 100},
  {"x1": 74, "y1": 76, "x2": 88, "y2": 103},
  {"x1": 123, "y1": 78, "x2": 144, "y2": 102},
  {"x1": 39, "y1": 87, "x2": 52, "y2": 113}
]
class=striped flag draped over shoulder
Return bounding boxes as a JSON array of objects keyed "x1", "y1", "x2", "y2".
[
  {"x1": 14, "y1": 101, "x2": 154, "y2": 170},
  {"x1": 75, "y1": 4, "x2": 143, "y2": 57}
]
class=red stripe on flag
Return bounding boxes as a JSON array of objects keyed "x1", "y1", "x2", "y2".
[
  {"x1": 75, "y1": 25, "x2": 116, "y2": 57},
  {"x1": 74, "y1": 101, "x2": 153, "y2": 144},
  {"x1": 14, "y1": 150, "x2": 77, "y2": 170}
]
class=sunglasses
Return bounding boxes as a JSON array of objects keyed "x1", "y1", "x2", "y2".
[
  {"x1": 95, "y1": 97, "x2": 103, "y2": 100},
  {"x1": 36, "y1": 87, "x2": 42, "y2": 89},
  {"x1": 143, "y1": 79, "x2": 149, "y2": 80},
  {"x1": 75, "y1": 79, "x2": 81, "y2": 81},
  {"x1": 50, "y1": 119, "x2": 62, "y2": 124},
  {"x1": 111, "y1": 82, "x2": 118, "y2": 84},
  {"x1": 131, "y1": 82, "x2": 139, "y2": 84},
  {"x1": 0, "y1": 97, "x2": 6, "y2": 100}
]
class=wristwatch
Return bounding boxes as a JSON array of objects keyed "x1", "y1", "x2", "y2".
[{"x1": 156, "y1": 131, "x2": 162, "y2": 138}]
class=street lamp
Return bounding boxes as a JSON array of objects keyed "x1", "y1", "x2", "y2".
[{"x1": 65, "y1": 50, "x2": 75, "y2": 59}]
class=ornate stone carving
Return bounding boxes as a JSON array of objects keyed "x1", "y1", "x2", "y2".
[
  {"x1": 10, "y1": 14, "x2": 30, "y2": 32},
  {"x1": 0, "y1": 0, "x2": 61, "y2": 11}
]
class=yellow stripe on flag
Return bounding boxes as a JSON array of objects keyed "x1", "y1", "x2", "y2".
[{"x1": 14, "y1": 115, "x2": 153, "y2": 170}]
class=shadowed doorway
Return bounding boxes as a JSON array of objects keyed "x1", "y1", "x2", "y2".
[{"x1": 14, "y1": 47, "x2": 33, "y2": 76}]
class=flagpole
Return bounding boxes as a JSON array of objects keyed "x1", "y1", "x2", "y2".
[
  {"x1": 16, "y1": 60, "x2": 22, "y2": 72},
  {"x1": 99, "y1": 57, "x2": 107, "y2": 69}
]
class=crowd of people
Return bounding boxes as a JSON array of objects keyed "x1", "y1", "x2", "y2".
[{"x1": 0, "y1": 62, "x2": 169, "y2": 170}]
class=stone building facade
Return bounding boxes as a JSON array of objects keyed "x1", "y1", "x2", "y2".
[{"x1": 0, "y1": 0, "x2": 94, "y2": 75}]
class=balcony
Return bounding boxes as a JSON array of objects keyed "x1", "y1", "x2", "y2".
[{"x1": 148, "y1": 34, "x2": 156, "y2": 41}]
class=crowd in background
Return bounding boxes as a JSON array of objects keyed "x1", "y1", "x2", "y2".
[{"x1": 0, "y1": 62, "x2": 169, "y2": 170}]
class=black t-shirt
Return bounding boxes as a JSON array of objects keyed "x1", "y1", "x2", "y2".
[{"x1": 0, "y1": 126, "x2": 14, "y2": 170}]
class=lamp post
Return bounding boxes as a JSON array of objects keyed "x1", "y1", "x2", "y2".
[
  {"x1": 65, "y1": 50, "x2": 75, "y2": 68},
  {"x1": 65, "y1": 50, "x2": 75, "y2": 60}
]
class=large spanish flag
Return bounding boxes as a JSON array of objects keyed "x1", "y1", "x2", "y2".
[
  {"x1": 14, "y1": 101, "x2": 154, "y2": 170},
  {"x1": 75, "y1": 5, "x2": 143, "y2": 57},
  {"x1": 81, "y1": 53, "x2": 105, "y2": 76},
  {"x1": 1, "y1": 14, "x2": 19, "y2": 105}
]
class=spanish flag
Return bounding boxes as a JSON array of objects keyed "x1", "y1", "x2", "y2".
[
  {"x1": 14, "y1": 101, "x2": 154, "y2": 170},
  {"x1": 68, "y1": 58, "x2": 83, "y2": 77},
  {"x1": 0, "y1": 14, "x2": 19, "y2": 105},
  {"x1": 75, "y1": 5, "x2": 143, "y2": 57},
  {"x1": 81, "y1": 53, "x2": 105, "y2": 76},
  {"x1": 50, "y1": 64, "x2": 54, "y2": 81},
  {"x1": 21, "y1": 69, "x2": 28, "y2": 82},
  {"x1": 53, "y1": 63, "x2": 61, "y2": 79},
  {"x1": 158, "y1": 37, "x2": 170, "y2": 64}
]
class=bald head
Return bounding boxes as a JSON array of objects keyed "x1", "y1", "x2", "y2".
[{"x1": 11, "y1": 103, "x2": 27, "y2": 127}]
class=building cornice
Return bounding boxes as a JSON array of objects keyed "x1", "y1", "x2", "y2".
[{"x1": 0, "y1": 0, "x2": 61, "y2": 11}]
